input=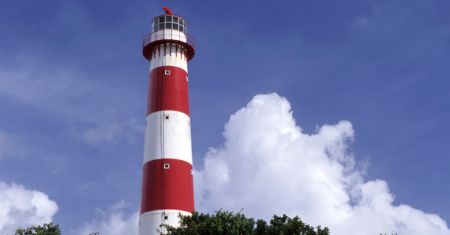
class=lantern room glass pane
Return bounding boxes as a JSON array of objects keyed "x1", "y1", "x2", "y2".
[
  {"x1": 173, "y1": 17, "x2": 179, "y2": 23},
  {"x1": 165, "y1": 16, "x2": 172, "y2": 22},
  {"x1": 159, "y1": 16, "x2": 165, "y2": 23},
  {"x1": 159, "y1": 23, "x2": 164, "y2": 30},
  {"x1": 165, "y1": 23, "x2": 171, "y2": 29}
]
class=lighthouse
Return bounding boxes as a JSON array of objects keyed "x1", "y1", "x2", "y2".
[{"x1": 139, "y1": 7, "x2": 195, "y2": 234}]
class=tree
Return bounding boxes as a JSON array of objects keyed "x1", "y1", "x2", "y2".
[
  {"x1": 164, "y1": 210, "x2": 330, "y2": 235},
  {"x1": 15, "y1": 223, "x2": 61, "y2": 235}
]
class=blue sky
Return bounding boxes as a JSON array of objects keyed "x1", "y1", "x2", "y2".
[{"x1": 1, "y1": 0, "x2": 449, "y2": 234}]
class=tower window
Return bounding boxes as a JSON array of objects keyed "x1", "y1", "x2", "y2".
[
  {"x1": 164, "y1": 114, "x2": 170, "y2": 120},
  {"x1": 164, "y1": 215, "x2": 169, "y2": 220},
  {"x1": 163, "y1": 163, "x2": 170, "y2": 169},
  {"x1": 164, "y1": 69, "x2": 171, "y2": 75}
]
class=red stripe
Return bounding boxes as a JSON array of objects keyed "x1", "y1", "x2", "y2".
[
  {"x1": 147, "y1": 66, "x2": 189, "y2": 116},
  {"x1": 140, "y1": 158, "x2": 194, "y2": 214}
]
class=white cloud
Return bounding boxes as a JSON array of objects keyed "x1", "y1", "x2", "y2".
[
  {"x1": 72, "y1": 202, "x2": 138, "y2": 235},
  {"x1": 195, "y1": 93, "x2": 450, "y2": 235},
  {"x1": 80, "y1": 123, "x2": 123, "y2": 145},
  {"x1": 0, "y1": 182, "x2": 58, "y2": 235},
  {"x1": 351, "y1": 15, "x2": 371, "y2": 30},
  {"x1": 349, "y1": 6, "x2": 382, "y2": 30},
  {"x1": 0, "y1": 63, "x2": 143, "y2": 149},
  {"x1": 0, "y1": 68, "x2": 90, "y2": 113},
  {"x1": 0, "y1": 131, "x2": 12, "y2": 159},
  {"x1": 76, "y1": 118, "x2": 143, "y2": 146},
  {"x1": 0, "y1": 131, "x2": 29, "y2": 160}
]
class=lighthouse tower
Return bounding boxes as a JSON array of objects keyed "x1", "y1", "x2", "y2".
[{"x1": 139, "y1": 7, "x2": 195, "y2": 234}]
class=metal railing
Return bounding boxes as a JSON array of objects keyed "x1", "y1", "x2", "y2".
[{"x1": 143, "y1": 29, "x2": 195, "y2": 49}]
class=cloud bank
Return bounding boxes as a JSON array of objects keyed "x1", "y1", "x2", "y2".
[
  {"x1": 0, "y1": 182, "x2": 58, "y2": 235},
  {"x1": 195, "y1": 93, "x2": 450, "y2": 235},
  {"x1": 71, "y1": 93, "x2": 449, "y2": 235}
]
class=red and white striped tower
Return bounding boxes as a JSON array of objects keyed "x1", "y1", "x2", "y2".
[{"x1": 139, "y1": 7, "x2": 195, "y2": 235}]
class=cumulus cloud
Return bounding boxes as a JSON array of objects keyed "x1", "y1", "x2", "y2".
[
  {"x1": 195, "y1": 93, "x2": 450, "y2": 235},
  {"x1": 0, "y1": 182, "x2": 58, "y2": 235},
  {"x1": 72, "y1": 201, "x2": 138, "y2": 235}
]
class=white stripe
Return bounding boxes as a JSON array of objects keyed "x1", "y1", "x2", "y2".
[
  {"x1": 149, "y1": 43, "x2": 188, "y2": 72},
  {"x1": 139, "y1": 209, "x2": 191, "y2": 235},
  {"x1": 149, "y1": 29, "x2": 188, "y2": 44},
  {"x1": 143, "y1": 110, "x2": 192, "y2": 165}
]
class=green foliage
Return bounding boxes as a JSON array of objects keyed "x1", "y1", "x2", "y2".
[
  {"x1": 164, "y1": 210, "x2": 330, "y2": 235},
  {"x1": 15, "y1": 223, "x2": 61, "y2": 235}
]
